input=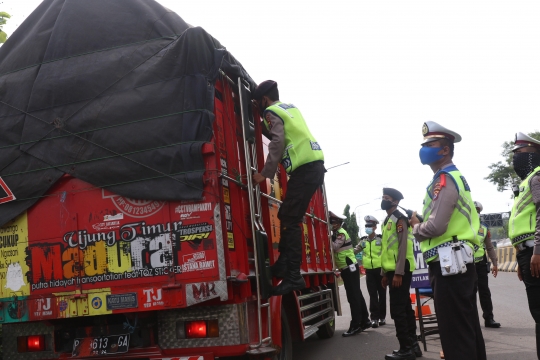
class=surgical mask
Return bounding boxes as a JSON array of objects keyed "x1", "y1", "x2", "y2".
[
  {"x1": 381, "y1": 199, "x2": 394, "y2": 210},
  {"x1": 513, "y1": 152, "x2": 540, "y2": 180},
  {"x1": 365, "y1": 227, "x2": 373, "y2": 235},
  {"x1": 419, "y1": 146, "x2": 444, "y2": 165}
]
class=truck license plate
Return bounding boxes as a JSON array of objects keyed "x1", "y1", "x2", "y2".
[{"x1": 72, "y1": 334, "x2": 130, "y2": 357}]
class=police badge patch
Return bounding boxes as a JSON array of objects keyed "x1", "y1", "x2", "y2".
[{"x1": 460, "y1": 176, "x2": 471, "y2": 191}]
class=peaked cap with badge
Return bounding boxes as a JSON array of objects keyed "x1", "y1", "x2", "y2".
[
  {"x1": 364, "y1": 215, "x2": 379, "y2": 225},
  {"x1": 421, "y1": 121, "x2": 462, "y2": 145},
  {"x1": 329, "y1": 211, "x2": 345, "y2": 224},
  {"x1": 383, "y1": 187, "x2": 404, "y2": 201},
  {"x1": 512, "y1": 132, "x2": 540, "y2": 151}
]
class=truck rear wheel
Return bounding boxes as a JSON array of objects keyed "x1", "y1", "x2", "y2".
[
  {"x1": 275, "y1": 306, "x2": 292, "y2": 360},
  {"x1": 316, "y1": 316, "x2": 335, "y2": 339}
]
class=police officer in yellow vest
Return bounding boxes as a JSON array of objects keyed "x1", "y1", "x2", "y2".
[
  {"x1": 509, "y1": 132, "x2": 540, "y2": 358},
  {"x1": 409, "y1": 121, "x2": 486, "y2": 360},
  {"x1": 379, "y1": 188, "x2": 420, "y2": 360},
  {"x1": 472, "y1": 201, "x2": 501, "y2": 328},
  {"x1": 252, "y1": 80, "x2": 325, "y2": 296},
  {"x1": 329, "y1": 211, "x2": 371, "y2": 337},
  {"x1": 354, "y1": 215, "x2": 387, "y2": 328}
]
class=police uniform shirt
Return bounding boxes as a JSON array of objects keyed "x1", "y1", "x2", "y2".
[
  {"x1": 413, "y1": 161, "x2": 459, "y2": 242},
  {"x1": 482, "y1": 226, "x2": 498, "y2": 266},
  {"x1": 353, "y1": 234, "x2": 381, "y2": 254},
  {"x1": 383, "y1": 215, "x2": 410, "y2": 276},
  {"x1": 260, "y1": 102, "x2": 285, "y2": 179},
  {"x1": 332, "y1": 226, "x2": 348, "y2": 251},
  {"x1": 529, "y1": 172, "x2": 540, "y2": 255}
]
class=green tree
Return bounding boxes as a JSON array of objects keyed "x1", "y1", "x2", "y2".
[
  {"x1": 485, "y1": 131, "x2": 540, "y2": 192},
  {"x1": 0, "y1": 12, "x2": 11, "y2": 44},
  {"x1": 342, "y1": 204, "x2": 360, "y2": 246}
]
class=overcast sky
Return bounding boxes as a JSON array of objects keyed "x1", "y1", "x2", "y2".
[{"x1": 2, "y1": 0, "x2": 539, "y2": 234}]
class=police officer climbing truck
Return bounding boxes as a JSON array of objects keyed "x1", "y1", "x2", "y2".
[
  {"x1": 355, "y1": 215, "x2": 387, "y2": 328},
  {"x1": 330, "y1": 211, "x2": 371, "y2": 337},
  {"x1": 509, "y1": 132, "x2": 540, "y2": 359},
  {"x1": 410, "y1": 121, "x2": 486, "y2": 360},
  {"x1": 380, "y1": 188, "x2": 421, "y2": 360},
  {"x1": 252, "y1": 80, "x2": 326, "y2": 296}
]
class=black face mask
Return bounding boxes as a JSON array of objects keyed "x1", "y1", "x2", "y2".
[
  {"x1": 513, "y1": 152, "x2": 540, "y2": 180},
  {"x1": 381, "y1": 199, "x2": 394, "y2": 210}
]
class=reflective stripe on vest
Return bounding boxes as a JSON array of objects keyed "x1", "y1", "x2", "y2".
[
  {"x1": 361, "y1": 236, "x2": 383, "y2": 269},
  {"x1": 420, "y1": 167, "x2": 481, "y2": 263},
  {"x1": 509, "y1": 167, "x2": 540, "y2": 245},
  {"x1": 381, "y1": 214, "x2": 416, "y2": 272},
  {"x1": 474, "y1": 224, "x2": 487, "y2": 263},
  {"x1": 263, "y1": 102, "x2": 324, "y2": 174},
  {"x1": 334, "y1": 228, "x2": 356, "y2": 269}
]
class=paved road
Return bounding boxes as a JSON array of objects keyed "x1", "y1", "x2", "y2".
[{"x1": 294, "y1": 271, "x2": 537, "y2": 359}]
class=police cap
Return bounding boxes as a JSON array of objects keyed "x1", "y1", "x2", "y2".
[
  {"x1": 383, "y1": 187, "x2": 404, "y2": 201},
  {"x1": 328, "y1": 211, "x2": 345, "y2": 224},
  {"x1": 252, "y1": 80, "x2": 278, "y2": 101},
  {"x1": 512, "y1": 132, "x2": 540, "y2": 152},
  {"x1": 473, "y1": 201, "x2": 483, "y2": 212},
  {"x1": 364, "y1": 215, "x2": 379, "y2": 226},
  {"x1": 421, "y1": 121, "x2": 462, "y2": 145}
]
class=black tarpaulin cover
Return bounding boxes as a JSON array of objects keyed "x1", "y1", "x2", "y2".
[{"x1": 0, "y1": 0, "x2": 255, "y2": 226}]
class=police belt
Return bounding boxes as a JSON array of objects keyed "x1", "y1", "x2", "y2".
[
  {"x1": 515, "y1": 239, "x2": 535, "y2": 252},
  {"x1": 423, "y1": 240, "x2": 479, "y2": 261},
  {"x1": 335, "y1": 242, "x2": 353, "y2": 253},
  {"x1": 511, "y1": 233, "x2": 535, "y2": 246}
]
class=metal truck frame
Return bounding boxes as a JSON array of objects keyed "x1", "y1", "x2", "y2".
[{"x1": 0, "y1": 72, "x2": 340, "y2": 360}]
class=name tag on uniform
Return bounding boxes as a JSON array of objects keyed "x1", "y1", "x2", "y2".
[{"x1": 376, "y1": 240, "x2": 381, "y2": 246}]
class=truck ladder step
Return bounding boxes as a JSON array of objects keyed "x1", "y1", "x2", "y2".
[
  {"x1": 303, "y1": 315, "x2": 335, "y2": 339},
  {"x1": 246, "y1": 346, "x2": 276, "y2": 356},
  {"x1": 299, "y1": 298, "x2": 332, "y2": 312},
  {"x1": 301, "y1": 307, "x2": 333, "y2": 324}
]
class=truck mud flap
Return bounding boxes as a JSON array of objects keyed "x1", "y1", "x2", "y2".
[{"x1": 256, "y1": 230, "x2": 272, "y2": 299}]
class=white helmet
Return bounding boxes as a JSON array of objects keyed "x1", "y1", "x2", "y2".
[
  {"x1": 473, "y1": 201, "x2": 483, "y2": 213},
  {"x1": 364, "y1": 215, "x2": 379, "y2": 225}
]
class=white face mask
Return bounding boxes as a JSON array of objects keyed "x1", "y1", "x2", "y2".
[{"x1": 365, "y1": 227, "x2": 373, "y2": 235}]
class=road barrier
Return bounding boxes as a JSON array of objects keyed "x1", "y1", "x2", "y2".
[{"x1": 497, "y1": 246, "x2": 518, "y2": 272}]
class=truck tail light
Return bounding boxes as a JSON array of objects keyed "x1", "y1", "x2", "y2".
[
  {"x1": 177, "y1": 320, "x2": 219, "y2": 339},
  {"x1": 17, "y1": 335, "x2": 46, "y2": 352},
  {"x1": 186, "y1": 321, "x2": 207, "y2": 338}
]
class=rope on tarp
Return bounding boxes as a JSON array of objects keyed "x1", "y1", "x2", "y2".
[{"x1": 0, "y1": 108, "x2": 210, "y2": 150}]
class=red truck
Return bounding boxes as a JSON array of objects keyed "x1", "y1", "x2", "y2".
[{"x1": 0, "y1": 3, "x2": 340, "y2": 359}]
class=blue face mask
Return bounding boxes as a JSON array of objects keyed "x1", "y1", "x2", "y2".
[
  {"x1": 365, "y1": 227, "x2": 373, "y2": 235},
  {"x1": 419, "y1": 146, "x2": 444, "y2": 165}
]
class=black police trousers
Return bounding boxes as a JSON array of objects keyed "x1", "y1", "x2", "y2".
[
  {"x1": 475, "y1": 258, "x2": 494, "y2": 320},
  {"x1": 365, "y1": 267, "x2": 387, "y2": 321},
  {"x1": 387, "y1": 265, "x2": 416, "y2": 347},
  {"x1": 277, "y1": 161, "x2": 325, "y2": 268},
  {"x1": 341, "y1": 263, "x2": 369, "y2": 327},
  {"x1": 429, "y1": 262, "x2": 486, "y2": 360},
  {"x1": 517, "y1": 247, "x2": 540, "y2": 323}
]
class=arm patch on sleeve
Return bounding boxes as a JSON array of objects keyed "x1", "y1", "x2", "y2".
[
  {"x1": 397, "y1": 222, "x2": 404, "y2": 233},
  {"x1": 432, "y1": 182, "x2": 441, "y2": 200}
]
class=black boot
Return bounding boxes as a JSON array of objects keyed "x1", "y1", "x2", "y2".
[
  {"x1": 271, "y1": 259, "x2": 305, "y2": 296},
  {"x1": 411, "y1": 339, "x2": 422, "y2": 357},
  {"x1": 536, "y1": 323, "x2": 540, "y2": 359},
  {"x1": 342, "y1": 322, "x2": 363, "y2": 337},
  {"x1": 484, "y1": 317, "x2": 501, "y2": 328},
  {"x1": 371, "y1": 319, "x2": 379, "y2": 328},
  {"x1": 270, "y1": 253, "x2": 288, "y2": 278},
  {"x1": 385, "y1": 346, "x2": 416, "y2": 360}
]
